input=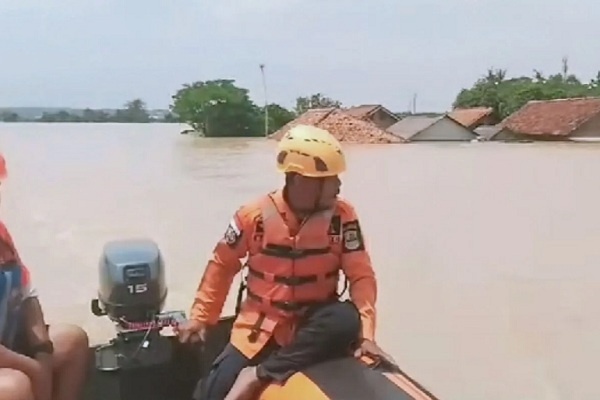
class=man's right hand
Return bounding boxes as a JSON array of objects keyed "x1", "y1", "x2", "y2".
[{"x1": 176, "y1": 319, "x2": 207, "y2": 344}]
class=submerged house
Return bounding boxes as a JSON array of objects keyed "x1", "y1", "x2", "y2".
[
  {"x1": 269, "y1": 108, "x2": 401, "y2": 144},
  {"x1": 495, "y1": 97, "x2": 600, "y2": 141},
  {"x1": 268, "y1": 108, "x2": 336, "y2": 141},
  {"x1": 448, "y1": 107, "x2": 498, "y2": 130},
  {"x1": 473, "y1": 125, "x2": 503, "y2": 141},
  {"x1": 387, "y1": 115, "x2": 478, "y2": 142},
  {"x1": 342, "y1": 104, "x2": 400, "y2": 130}
]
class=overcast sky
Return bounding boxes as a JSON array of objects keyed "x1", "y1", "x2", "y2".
[{"x1": 1, "y1": 0, "x2": 599, "y2": 112}]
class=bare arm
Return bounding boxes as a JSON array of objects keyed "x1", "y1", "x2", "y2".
[
  {"x1": 0, "y1": 343, "x2": 38, "y2": 374},
  {"x1": 0, "y1": 220, "x2": 50, "y2": 348}
]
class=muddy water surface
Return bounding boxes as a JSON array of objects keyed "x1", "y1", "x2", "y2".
[{"x1": 1, "y1": 122, "x2": 599, "y2": 400}]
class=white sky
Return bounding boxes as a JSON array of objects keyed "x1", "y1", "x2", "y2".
[{"x1": 1, "y1": 0, "x2": 598, "y2": 112}]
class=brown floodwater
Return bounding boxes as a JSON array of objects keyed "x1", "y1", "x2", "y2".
[{"x1": 1, "y1": 122, "x2": 599, "y2": 399}]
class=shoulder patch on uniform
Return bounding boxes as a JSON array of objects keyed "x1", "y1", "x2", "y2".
[
  {"x1": 223, "y1": 218, "x2": 242, "y2": 247},
  {"x1": 342, "y1": 220, "x2": 365, "y2": 253}
]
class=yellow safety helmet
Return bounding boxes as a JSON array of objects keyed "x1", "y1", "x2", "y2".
[{"x1": 276, "y1": 125, "x2": 346, "y2": 178}]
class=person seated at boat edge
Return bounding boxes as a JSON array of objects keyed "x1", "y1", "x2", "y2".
[
  {"x1": 0, "y1": 154, "x2": 89, "y2": 400},
  {"x1": 177, "y1": 125, "x2": 396, "y2": 400}
]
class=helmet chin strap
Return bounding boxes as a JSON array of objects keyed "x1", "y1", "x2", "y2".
[{"x1": 311, "y1": 179, "x2": 325, "y2": 213}]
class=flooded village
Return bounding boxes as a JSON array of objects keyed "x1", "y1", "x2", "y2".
[{"x1": 269, "y1": 97, "x2": 600, "y2": 144}]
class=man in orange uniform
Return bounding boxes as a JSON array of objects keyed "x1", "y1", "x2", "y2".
[
  {"x1": 178, "y1": 125, "x2": 394, "y2": 400},
  {"x1": 0, "y1": 154, "x2": 90, "y2": 400}
]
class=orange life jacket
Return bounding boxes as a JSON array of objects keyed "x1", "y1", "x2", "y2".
[{"x1": 230, "y1": 193, "x2": 342, "y2": 358}]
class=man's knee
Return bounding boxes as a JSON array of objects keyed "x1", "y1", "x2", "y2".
[
  {"x1": 194, "y1": 344, "x2": 250, "y2": 400},
  {"x1": 50, "y1": 324, "x2": 89, "y2": 367},
  {"x1": 314, "y1": 301, "x2": 361, "y2": 342},
  {"x1": 0, "y1": 369, "x2": 34, "y2": 400}
]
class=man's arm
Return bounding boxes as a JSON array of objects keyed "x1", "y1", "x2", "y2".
[
  {"x1": 190, "y1": 209, "x2": 251, "y2": 325},
  {"x1": 0, "y1": 223, "x2": 47, "y2": 371},
  {"x1": 0, "y1": 222, "x2": 51, "y2": 350},
  {"x1": 0, "y1": 343, "x2": 38, "y2": 372},
  {"x1": 339, "y1": 204, "x2": 377, "y2": 342},
  {"x1": 21, "y1": 295, "x2": 50, "y2": 349}
]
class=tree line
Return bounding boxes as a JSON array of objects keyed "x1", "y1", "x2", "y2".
[
  {"x1": 0, "y1": 87, "x2": 340, "y2": 138},
  {"x1": 170, "y1": 59, "x2": 600, "y2": 137},
  {"x1": 168, "y1": 80, "x2": 342, "y2": 137},
  {"x1": 453, "y1": 57, "x2": 600, "y2": 119},
  {"x1": 0, "y1": 99, "x2": 176, "y2": 123},
  {"x1": 3, "y1": 58, "x2": 599, "y2": 136}
]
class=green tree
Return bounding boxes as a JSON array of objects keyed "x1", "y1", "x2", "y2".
[
  {"x1": 162, "y1": 112, "x2": 177, "y2": 123},
  {"x1": 589, "y1": 71, "x2": 600, "y2": 89},
  {"x1": 454, "y1": 58, "x2": 600, "y2": 119},
  {"x1": 170, "y1": 79, "x2": 263, "y2": 137},
  {"x1": 82, "y1": 108, "x2": 111, "y2": 122},
  {"x1": 0, "y1": 111, "x2": 20, "y2": 122},
  {"x1": 294, "y1": 93, "x2": 342, "y2": 115},
  {"x1": 113, "y1": 99, "x2": 150, "y2": 123},
  {"x1": 265, "y1": 103, "x2": 295, "y2": 134},
  {"x1": 38, "y1": 110, "x2": 81, "y2": 122}
]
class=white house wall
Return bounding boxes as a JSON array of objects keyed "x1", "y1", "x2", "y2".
[
  {"x1": 411, "y1": 118, "x2": 477, "y2": 141},
  {"x1": 570, "y1": 114, "x2": 600, "y2": 139}
]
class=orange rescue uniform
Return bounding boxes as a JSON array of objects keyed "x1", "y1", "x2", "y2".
[{"x1": 190, "y1": 189, "x2": 377, "y2": 359}]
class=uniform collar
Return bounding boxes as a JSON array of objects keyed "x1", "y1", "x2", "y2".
[{"x1": 269, "y1": 189, "x2": 294, "y2": 222}]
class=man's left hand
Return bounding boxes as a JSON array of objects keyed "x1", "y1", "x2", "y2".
[{"x1": 353, "y1": 339, "x2": 398, "y2": 368}]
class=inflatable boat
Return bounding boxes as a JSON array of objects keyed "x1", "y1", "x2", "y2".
[{"x1": 83, "y1": 238, "x2": 440, "y2": 400}]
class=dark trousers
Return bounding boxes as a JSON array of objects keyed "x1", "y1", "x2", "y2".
[{"x1": 195, "y1": 300, "x2": 361, "y2": 400}]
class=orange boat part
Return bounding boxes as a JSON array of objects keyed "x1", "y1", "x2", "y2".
[{"x1": 256, "y1": 355, "x2": 439, "y2": 400}]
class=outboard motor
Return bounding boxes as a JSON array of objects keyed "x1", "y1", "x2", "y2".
[
  {"x1": 92, "y1": 238, "x2": 168, "y2": 324},
  {"x1": 89, "y1": 238, "x2": 188, "y2": 400}
]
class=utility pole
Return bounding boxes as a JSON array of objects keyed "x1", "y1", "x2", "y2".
[
  {"x1": 412, "y1": 93, "x2": 417, "y2": 114},
  {"x1": 260, "y1": 64, "x2": 269, "y2": 137}
]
